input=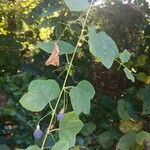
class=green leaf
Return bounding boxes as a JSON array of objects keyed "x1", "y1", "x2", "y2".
[
  {"x1": 20, "y1": 80, "x2": 60, "y2": 112},
  {"x1": 59, "y1": 111, "x2": 84, "y2": 148},
  {"x1": 28, "y1": 80, "x2": 60, "y2": 99},
  {"x1": 69, "y1": 80, "x2": 95, "y2": 114},
  {"x1": 52, "y1": 140, "x2": 69, "y2": 150},
  {"x1": 117, "y1": 99, "x2": 132, "y2": 120},
  {"x1": 25, "y1": 145, "x2": 40, "y2": 150},
  {"x1": 116, "y1": 131, "x2": 136, "y2": 150},
  {"x1": 100, "y1": 95, "x2": 116, "y2": 110},
  {"x1": 136, "y1": 131, "x2": 150, "y2": 146},
  {"x1": 88, "y1": 26, "x2": 119, "y2": 69},
  {"x1": 123, "y1": 68, "x2": 135, "y2": 82},
  {"x1": 136, "y1": 72, "x2": 147, "y2": 81},
  {"x1": 82, "y1": 122, "x2": 96, "y2": 136},
  {"x1": 138, "y1": 86, "x2": 150, "y2": 115},
  {"x1": 64, "y1": 0, "x2": 90, "y2": 12},
  {"x1": 135, "y1": 54, "x2": 148, "y2": 67},
  {"x1": 37, "y1": 41, "x2": 75, "y2": 54},
  {"x1": 98, "y1": 130, "x2": 114, "y2": 149},
  {"x1": 119, "y1": 49, "x2": 131, "y2": 63}
]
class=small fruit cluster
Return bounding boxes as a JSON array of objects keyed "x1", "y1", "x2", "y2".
[{"x1": 33, "y1": 108, "x2": 64, "y2": 139}]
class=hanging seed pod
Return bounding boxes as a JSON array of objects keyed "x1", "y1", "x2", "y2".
[
  {"x1": 33, "y1": 125, "x2": 43, "y2": 139},
  {"x1": 57, "y1": 108, "x2": 65, "y2": 121}
]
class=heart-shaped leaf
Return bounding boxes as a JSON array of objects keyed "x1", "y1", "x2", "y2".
[
  {"x1": 20, "y1": 80, "x2": 60, "y2": 112},
  {"x1": 69, "y1": 80, "x2": 95, "y2": 114},
  {"x1": 88, "y1": 26, "x2": 119, "y2": 69},
  {"x1": 59, "y1": 111, "x2": 84, "y2": 147}
]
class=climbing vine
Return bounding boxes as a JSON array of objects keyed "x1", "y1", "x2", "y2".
[{"x1": 1, "y1": 0, "x2": 149, "y2": 150}]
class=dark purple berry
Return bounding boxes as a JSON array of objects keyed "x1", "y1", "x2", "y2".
[
  {"x1": 57, "y1": 108, "x2": 65, "y2": 121},
  {"x1": 144, "y1": 147, "x2": 150, "y2": 150},
  {"x1": 33, "y1": 125, "x2": 43, "y2": 139}
]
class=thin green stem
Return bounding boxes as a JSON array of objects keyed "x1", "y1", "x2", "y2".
[
  {"x1": 57, "y1": 24, "x2": 69, "y2": 42},
  {"x1": 48, "y1": 101, "x2": 54, "y2": 111},
  {"x1": 64, "y1": 86, "x2": 73, "y2": 89},
  {"x1": 114, "y1": 58, "x2": 127, "y2": 69},
  {"x1": 63, "y1": 90, "x2": 66, "y2": 109},
  {"x1": 41, "y1": 1, "x2": 94, "y2": 149},
  {"x1": 65, "y1": 54, "x2": 69, "y2": 63},
  {"x1": 38, "y1": 111, "x2": 52, "y2": 125}
]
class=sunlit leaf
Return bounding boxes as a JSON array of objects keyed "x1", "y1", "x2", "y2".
[
  {"x1": 59, "y1": 111, "x2": 84, "y2": 148},
  {"x1": 69, "y1": 80, "x2": 95, "y2": 114},
  {"x1": 41, "y1": 4, "x2": 64, "y2": 17},
  {"x1": 119, "y1": 120, "x2": 143, "y2": 134},
  {"x1": 39, "y1": 27, "x2": 53, "y2": 41},
  {"x1": 145, "y1": 76, "x2": 150, "y2": 85},
  {"x1": 123, "y1": 68, "x2": 135, "y2": 82},
  {"x1": 88, "y1": 26, "x2": 119, "y2": 69},
  {"x1": 64, "y1": 0, "x2": 90, "y2": 12},
  {"x1": 37, "y1": 41, "x2": 75, "y2": 54},
  {"x1": 19, "y1": 80, "x2": 60, "y2": 112},
  {"x1": 136, "y1": 131, "x2": 150, "y2": 146}
]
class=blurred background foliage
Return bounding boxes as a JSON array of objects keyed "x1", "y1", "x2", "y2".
[{"x1": 0, "y1": 0, "x2": 150, "y2": 149}]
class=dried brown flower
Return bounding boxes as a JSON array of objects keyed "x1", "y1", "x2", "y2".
[{"x1": 45, "y1": 43, "x2": 60, "y2": 67}]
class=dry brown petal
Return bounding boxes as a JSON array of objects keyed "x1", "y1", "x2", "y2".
[{"x1": 45, "y1": 43, "x2": 60, "y2": 67}]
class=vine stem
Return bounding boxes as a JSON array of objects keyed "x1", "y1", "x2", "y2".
[{"x1": 41, "y1": 1, "x2": 94, "y2": 149}]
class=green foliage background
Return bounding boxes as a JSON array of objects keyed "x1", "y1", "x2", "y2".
[{"x1": 0, "y1": 0, "x2": 150, "y2": 149}]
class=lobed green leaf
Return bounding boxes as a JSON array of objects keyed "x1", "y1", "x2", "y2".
[
  {"x1": 19, "y1": 80, "x2": 60, "y2": 112},
  {"x1": 69, "y1": 80, "x2": 95, "y2": 114},
  {"x1": 59, "y1": 111, "x2": 84, "y2": 148},
  {"x1": 88, "y1": 26, "x2": 119, "y2": 69}
]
